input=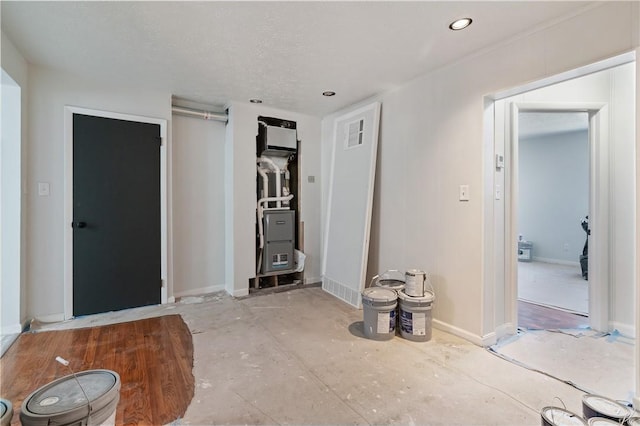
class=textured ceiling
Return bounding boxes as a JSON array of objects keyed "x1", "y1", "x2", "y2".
[
  {"x1": 1, "y1": 1, "x2": 596, "y2": 116},
  {"x1": 519, "y1": 112, "x2": 589, "y2": 138}
]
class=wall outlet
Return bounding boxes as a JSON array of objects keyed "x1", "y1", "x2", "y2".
[{"x1": 37, "y1": 182, "x2": 50, "y2": 197}]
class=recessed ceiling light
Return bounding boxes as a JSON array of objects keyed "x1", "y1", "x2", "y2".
[
  {"x1": 449, "y1": 18, "x2": 472, "y2": 31},
  {"x1": 322, "y1": 91, "x2": 336, "y2": 97},
  {"x1": 250, "y1": 98, "x2": 262, "y2": 104}
]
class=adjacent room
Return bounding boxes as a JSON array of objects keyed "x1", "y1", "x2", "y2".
[{"x1": 1, "y1": 2, "x2": 639, "y2": 425}]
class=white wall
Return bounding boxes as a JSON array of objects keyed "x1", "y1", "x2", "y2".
[
  {"x1": 225, "y1": 101, "x2": 322, "y2": 297},
  {"x1": 322, "y1": 2, "x2": 638, "y2": 343},
  {"x1": 26, "y1": 65, "x2": 172, "y2": 319},
  {"x1": 171, "y1": 115, "x2": 226, "y2": 297},
  {"x1": 1, "y1": 70, "x2": 22, "y2": 334},
  {"x1": 1, "y1": 31, "x2": 29, "y2": 331},
  {"x1": 518, "y1": 130, "x2": 589, "y2": 264}
]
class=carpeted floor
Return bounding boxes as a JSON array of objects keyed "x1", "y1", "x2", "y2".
[{"x1": 518, "y1": 261, "x2": 588, "y2": 314}]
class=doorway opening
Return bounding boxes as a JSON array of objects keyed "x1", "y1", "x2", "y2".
[
  {"x1": 487, "y1": 56, "x2": 636, "y2": 401},
  {"x1": 63, "y1": 107, "x2": 169, "y2": 319},
  {"x1": 516, "y1": 111, "x2": 590, "y2": 330}
]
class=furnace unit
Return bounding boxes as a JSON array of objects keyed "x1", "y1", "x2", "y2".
[{"x1": 254, "y1": 116, "x2": 301, "y2": 287}]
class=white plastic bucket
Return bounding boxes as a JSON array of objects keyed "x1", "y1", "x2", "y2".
[
  {"x1": 20, "y1": 370, "x2": 120, "y2": 426},
  {"x1": 361, "y1": 288, "x2": 397, "y2": 340},
  {"x1": 0, "y1": 399, "x2": 12, "y2": 426},
  {"x1": 582, "y1": 395, "x2": 634, "y2": 423},
  {"x1": 397, "y1": 289, "x2": 435, "y2": 342},
  {"x1": 371, "y1": 270, "x2": 405, "y2": 293},
  {"x1": 540, "y1": 407, "x2": 588, "y2": 426},
  {"x1": 405, "y1": 269, "x2": 428, "y2": 297}
]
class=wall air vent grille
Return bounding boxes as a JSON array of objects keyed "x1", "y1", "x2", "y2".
[
  {"x1": 322, "y1": 276, "x2": 361, "y2": 308},
  {"x1": 345, "y1": 119, "x2": 364, "y2": 149}
]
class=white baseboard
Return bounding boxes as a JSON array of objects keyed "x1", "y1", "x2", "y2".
[
  {"x1": 495, "y1": 323, "x2": 517, "y2": 340},
  {"x1": 533, "y1": 257, "x2": 580, "y2": 267},
  {"x1": 35, "y1": 313, "x2": 65, "y2": 323},
  {"x1": 609, "y1": 321, "x2": 635, "y2": 338},
  {"x1": 231, "y1": 288, "x2": 249, "y2": 297},
  {"x1": 1, "y1": 323, "x2": 22, "y2": 335},
  {"x1": 480, "y1": 331, "x2": 497, "y2": 347},
  {"x1": 173, "y1": 284, "x2": 225, "y2": 299},
  {"x1": 432, "y1": 319, "x2": 485, "y2": 346},
  {"x1": 167, "y1": 296, "x2": 176, "y2": 303}
]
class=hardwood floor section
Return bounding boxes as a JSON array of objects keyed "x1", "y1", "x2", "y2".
[
  {"x1": 0, "y1": 315, "x2": 194, "y2": 425},
  {"x1": 518, "y1": 300, "x2": 589, "y2": 330}
]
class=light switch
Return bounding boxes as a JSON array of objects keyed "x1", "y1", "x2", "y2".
[
  {"x1": 495, "y1": 185, "x2": 502, "y2": 200},
  {"x1": 459, "y1": 185, "x2": 469, "y2": 202},
  {"x1": 307, "y1": 175, "x2": 315, "y2": 183},
  {"x1": 38, "y1": 182, "x2": 50, "y2": 197}
]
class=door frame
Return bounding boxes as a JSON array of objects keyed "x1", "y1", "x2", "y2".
[
  {"x1": 63, "y1": 106, "x2": 168, "y2": 320},
  {"x1": 505, "y1": 102, "x2": 609, "y2": 331},
  {"x1": 484, "y1": 51, "x2": 636, "y2": 343}
]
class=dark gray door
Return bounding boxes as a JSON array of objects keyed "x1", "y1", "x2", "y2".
[{"x1": 73, "y1": 113, "x2": 161, "y2": 316}]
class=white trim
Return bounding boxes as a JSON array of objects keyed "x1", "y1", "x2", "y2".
[
  {"x1": 321, "y1": 102, "x2": 381, "y2": 307},
  {"x1": 304, "y1": 276, "x2": 322, "y2": 285},
  {"x1": 635, "y1": 46, "x2": 640, "y2": 414},
  {"x1": 495, "y1": 323, "x2": 517, "y2": 341},
  {"x1": 504, "y1": 102, "x2": 609, "y2": 332},
  {"x1": 231, "y1": 288, "x2": 249, "y2": 298},
  {"x1": 34, "y1": 313, "x2": 65, "y2": 323},
  {"x1": 173, "y1": 284, "x2": 226, "y2": 299},
  {"x1": 608, "y1": 321, "x2": 635, "y2": 339},
  {"x1": 432, "y1": 319, "x2": 486, "y2": 347},
  {"x1": 493, "y1": 51, "x2": 636, "y2": 100},
  {"x1": 1, "y1": 323, "x2": 22, "y2": 335},
  {"x1": 531, "y1": 257, "x2": 581, "y2": 267},
  {"x1": 63, "y1": 106, "x2": 168, "y2": 320}
]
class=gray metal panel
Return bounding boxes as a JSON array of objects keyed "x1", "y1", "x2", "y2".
[
  {"x1": 264, "y1": 210, "x2": 295, "y2": 242},
  {"x1": 266, "y1": 125, "x2": 297, "y2": 150},
  {"x1": 263, "y1": 241, "x2": 294, "y2": 273}
]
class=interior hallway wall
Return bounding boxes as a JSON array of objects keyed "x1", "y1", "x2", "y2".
[
  {"x1": 322, "y1": 2, "x2": 637, "y2": 344},
  {"x1": 171, "y1": 115, "x2": 226, "y2": 297},
  {"x1": 518, "y1": 130, "x2": 589, "y2": 264},
  {"x1": 25, "y1": 65, "x2": 172, "y2": 320},
  {"x1": 225, "y1": 101, "x2": 322, "y2": 297},
  {"x1": 1, "y1": 31, "x2": 29, "y2": 330}
]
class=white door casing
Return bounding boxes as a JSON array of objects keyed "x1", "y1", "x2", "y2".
[
  {"x1": 504, "y1": 102, "x2": 609, "y2": 332},
  {"x1": 322, "y1": 102, "x2": 381, "y2": 308}
]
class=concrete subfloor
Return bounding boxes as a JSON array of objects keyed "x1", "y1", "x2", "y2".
[
  {"x1": 25, "y1": 287, "x2": 602, "y2": 425},
  {"x1": 492, "y1": 328, "x2": 634, "y2": 402}
]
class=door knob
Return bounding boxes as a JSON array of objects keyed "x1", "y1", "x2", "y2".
[{"x1": 72, "y1": 221, "x2": 87, "y2": 228}]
